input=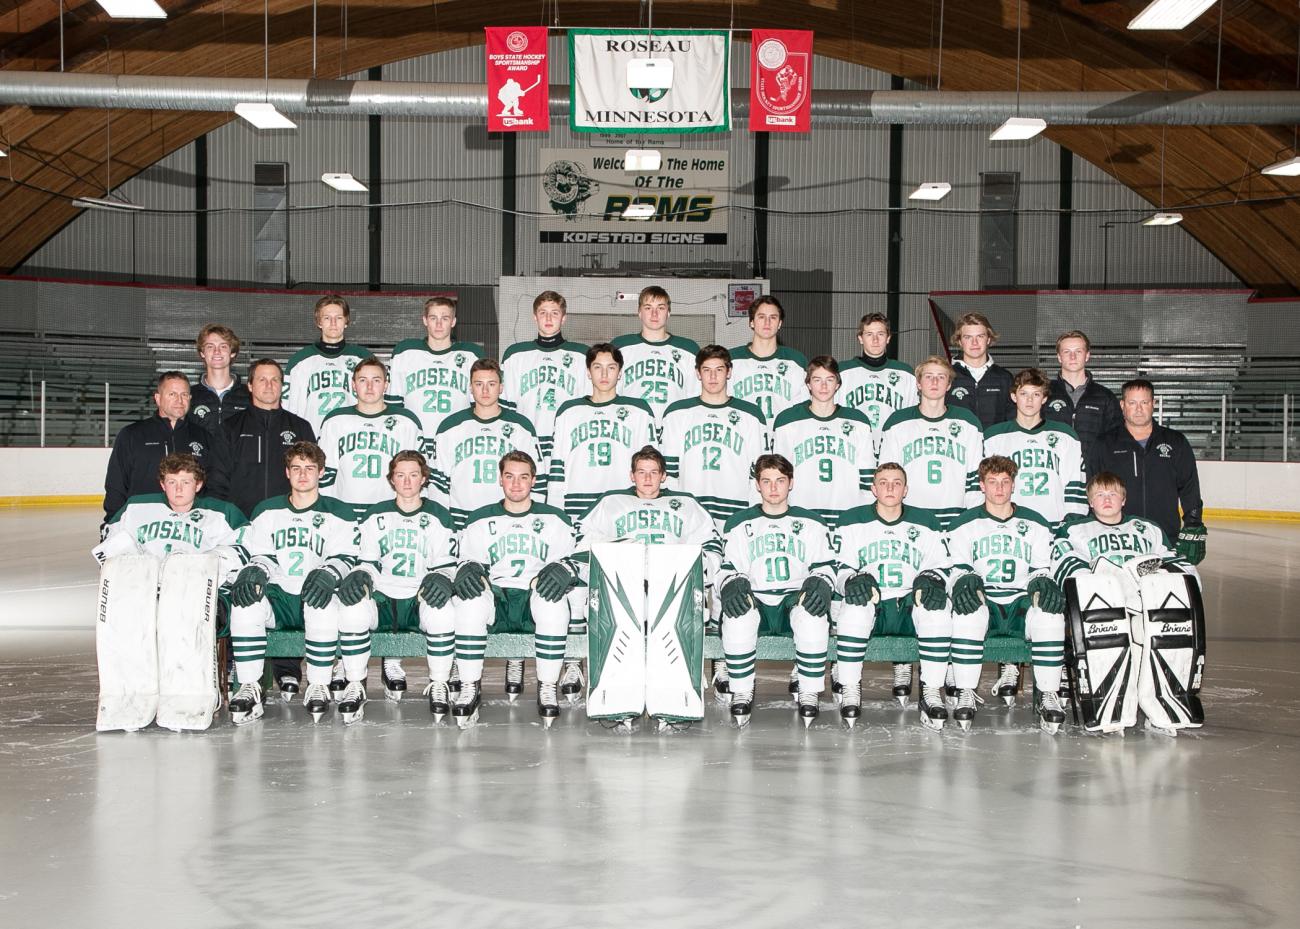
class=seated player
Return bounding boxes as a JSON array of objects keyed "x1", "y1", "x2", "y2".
[
  {"x1": 334, "y1": 451, "x2": 459, "y2": 724},
  {"x1": 944, "y1": 456, "x2": 1067, "y2": 733},
  {"x1": 451, "y1": 451, "x2": 578, "y2": 729},
  {"x1": 92, "y1": 453, "x2": 247, "y2": 731},
  {"x1": 716, "y1": 454, "x2": 838, "y2": 728},
  {"x1": 833, "y1": 462, "x2": 952, "y2": 729},
  {"x1": 1051, "y1": 471, "x2": 1204, "y2": 735},
  {"x1": 225, "y1": 441, "x2": 362, "y2": 724}
]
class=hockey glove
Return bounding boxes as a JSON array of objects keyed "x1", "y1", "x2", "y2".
[
  {"x1": 843, "y1": 571, "x2": 880, "y2": 607},
  {"x1": 799, "y1": 576, "x2": 834, "y2": 618},
  {"x1": 1176, "y1": 526, "x2": 1207, "y2": 565},
  {"x1": 951, "y1": 573, "x2": 985, "y2": 616},
  {"x1": 301, "y1": 568, "x2": 338, "y2": 610},
  {"x1": 453, "y1": 561, "x2": 488, "y2": 600},
  {"x1": 912, "y1": 570, "x2": 948, "y2": 611},
  {"x1": 535, "y1": 560, "x2": 577, "y2": 603},
  {"x1": 231, "y1": 565, "x2": 269, "y2": 607},
  {"x1": 336, "y1": 570, "x2": 374, "y2": 607},
  {"x1": 1026, "y1": 576, "x2": 1065, "y2": 614},
  {"x1": 719, "y1": 577, "x2": 754, "y2": 618},
  {"x1": 418, "y1": 571, "x2": 454, "y2": 609}
]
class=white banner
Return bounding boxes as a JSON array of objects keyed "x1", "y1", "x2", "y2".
[
  {"x1": 569, "y1": 29, "x2": 730, "y2": 134},
  {"x1": 536, "y1": 148, "x2": 729, "y2": 245}
]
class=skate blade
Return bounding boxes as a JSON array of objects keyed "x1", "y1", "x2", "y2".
[
  {"x1": 455, "y1": 709, "x2": 479, "y2": 730},
  {"x1": 309, "y1": 708, "x2": 328, "y2": 723},
  {"x1": 542, "y1": 715, "x2": 556, "y2": 729},
  {"x1": 841, "y1": 715, "x2": 858, "y2": 729},
  {"x1": 384, "y1": 689, "x2": 404, "y2": 703},
  {"x1": 431, "y1": 711, "x2": 447, "y2": 724},
  {"x1": 506, "y1": 693, "x2": 520, "y2": 705},
  {"x1": 341, "y1": 708, "x2": 364, "y2": 725},
  {"x1": 957, "y1": 718, "x2": 972, "y2": 732},
  {"x1": 894, "y1": 695, "x2": 909, "y2": 709},
  {"x1": 920, "y1": 716, "x2": 945, "y2": 732},
  {"x1": 230, "y1": 706, "x2": 264, "y2": 726},
  {"x1": 1040, "y1": 719, "x2": 1061, "y2": 735},
  {"x1": 1001, "y1": 695, "x2": 1015, "y2": 708},
  {"x1": 732, "y1": 714, "x2": 751, "y2": 728},
  {"x1": 801, "y1": 714, "x2": 817, "y2": 729},
  {"x1": 1144, "y1": 720, "x2": 1178, "y2": 738},
  {"x1": 279, "y1": 692, "x2": 296, "y2": 704}
]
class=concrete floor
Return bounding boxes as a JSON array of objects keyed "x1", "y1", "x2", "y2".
[{"x1": 1, "y1": 507, "x2": 1297, "y2": 928}]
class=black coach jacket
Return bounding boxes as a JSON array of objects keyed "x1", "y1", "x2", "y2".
[
  {"x1": 221, "y1": 405, "x2": 316, "y2": 518},
  {"x1": 1045, "y1": 374, "x2": 1122, "y2": 457},
  {"x1": 189, "y1": 375, "x2": 251, "y2": 436},
  {"x1": 1088, "y1": 422, "x2": 1204, "y2": 542},
  {"x1": 103, "y1": 414, "x2": 230, "y2": 519},
  {"x1": 947, "y1": 360, "x2": 1015, "y2": 431}
]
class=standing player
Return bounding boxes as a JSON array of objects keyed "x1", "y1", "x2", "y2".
[
  {"x1": 282, "y1": 295, "x2": 375, "y2": 436},
  {"x1": 225, "y1": 442, "x2": 362, "y2": 724},
  {"x1": 877, "y1": 356, "x2": 983, "y2": 529},
  {"x1": 716, "y1": 454, "x2": 839, "y2": 727},
  {"x1": 188, "y1": 324, "x2": 250, "y2": 435},
  {"x1": 1045, "y1": 330, "x2": 1121, "y2": 458},
  {"x1": 946, "y1": 312, "x2": 1014, "y2": 430},
  {"x1": 501, "y1": 290, "x2": 590, "y2": 468},
  {"x1": 611, "y1": 286, "x2": 700, "y2": 424},
  {"x1": 342, "y1": 452, "x2": 459, "y2": 723},
  {"x1": 659, "y1": 346, "x2": 769, "y2": 529},
  {"x1": 451, "y1": 452, "x2": 578, "y2": 728},
  {"x1": 834, "y1": 463, "x2": 951, "y2": 728},
  {"x1": 728, "y1": 295, "x2": 809, "y2": 423},
  {"x1": 772, "y1": 355, "x2": 876, "y2": 531},
  {"x1": 837, "y1": 313, "x2": 918, "y2": 439},
  {"x1": 945, "y1": 456, "x2": 1067, "y2": 733},
  {"x1": 388, "y1": 296, "x2": 484, "y2": 462},
  {"x1": 430, "y1": 358, "x2": 541, "y2": 530}
]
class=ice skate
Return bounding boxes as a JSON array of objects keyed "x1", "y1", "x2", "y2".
[
  {"x1": 830, "y1": 661, "x2": 843, "y2": 699},
  {"x1": 712, "y1": 660, "x2": 731, "y2": 698},
  {"x1": 838, "y1": 681, "x2": 862, "y2": 728},
  {"x1": 892, "y1": 663, "x2": 913, "y2": 708},
  {"x1": 990, "y1": 663, "x2": 1019, "y2": 707},
  {"x1": 453, "y1": 681, "x2": 481, "y2": 729},
  {"x1": 276, "y1": 673, "x2": 300, "y2": 703},
  {"x1": 303, "y1": 682, "x2": 331, "y2": 722},
  {"x1": 788, "y1": 666, "x2": 799, "y2": 702},
  {"x1": 919, "y1": 685, "x2": 947, "y2": 731},
  {"x1": 730, "y1": 689, "x2": 753, "y2": 727},
  {"x1": 381, "y1": 659, "x2": 407, "y2": 702},
  {"x1": 656, "y1": 717, "x2": 693, "y2": 734},
  {"x1": 559, "y1": 660, "x2": 584, "y2": 705},
  {"x1": 504, "y1": 660, "x2": 525, "y2": 703},
  {"x1": 448, "y1": 659, "x2": 462, "y2": 695},
  {"x1": 537, "y1": 681, "x2": 559, "y2": 729},
  {"x1": 338, "y1": 680, "x2": 366, "y2": 725},
  {"x1": 953, "y1": 688, "x2": 978, "y2": 731},
  {"x1": 943, "y1": 664, "x2": 958, "y2": 701},
  {"x1": 599, "y1": 715, "x2": 637, "y2": 732},
  {"x1": 798, "y1": 690, "x2": 819, "y2": 728},
  {"x1": 329, "y1": 660, "x2": 347, "y2": 701},
  {"x1": 423, "y1": 679, "x2": 450, "y2": 723},
  {"x1": 1035, "y1": 688, "x2": 1065, "y2": 735},
  {"x1": 228, "y1": 681, "x2": 264, "y2": 725}
]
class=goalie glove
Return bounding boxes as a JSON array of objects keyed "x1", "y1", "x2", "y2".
[
  {"x1": 231, "y1": 564, "x2": 269, "y2": 607},
  {"x1": 300, "y1": 568, "x2": 339, "y2": 609},
  {"x1": 843, "y1": 571, "x2": 880, "y2": 607},
  {"x1": 418, "y1": 571, "x2": 454, "y2": 609},
  {"x1": 799, "y1": 576, "x2": 833, "y2": 618},
  {"x1": 719, "y1": 576, "x2": 754, "y2": 618},
  {"x1": 1176, "y1": 526, "x2": 1207, "y2": 565},
  {"x1": 535, "y1": 560, "x2": 578, "y2": 603},
  {"x1": 1026, "y1": 575, "x2": 1065, "y2": 614},
  {"x1": 453, "y1": 561, "x2": 488, "y2": 600},
  {"x1": 951, "y1": 573, "x2": 985, "y2": 616},
  {"x1": 336, "y1": 570, "x2": 374, "y2": 607},
  {"x1": 912, "y1": 570, "x2": 948, "y2": 610}
]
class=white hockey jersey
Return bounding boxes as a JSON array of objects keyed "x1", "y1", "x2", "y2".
[
  {"x1": 946, "y1": 504, "x2": 1054, "y2": 604},
  {"x1": 877, "y1": 407, "x2": 984, "y2": 529},
  {"x1": 387, "y1": 339, "x2": 484, "y2": 457},
  {"x1": 501, "y1": 338, "x2": 590, "y2": 463},
  {"x1": 317, "y1": 404, "x2": 424, "y2": 515},
  {"x1": 576, "y1": 488, "x2": 723, "y2": 576},
  {"x1": 717, "y1": 505, "x2": 838, "y2": 606},
  {"x1": 834, "y1": 504, "x2": 949, "y2": 601},
  {"x1": 282, "y1": 342, "x2": 375, "y2": 436},
  {"x1": 660, "y1": 397, "x2": 769, "y2": 527},
  {"x1": 837, "y1": 357, "x2": 919, "y2": 437},
  {"x1": 355, "y1": 498, "x2": 458, "y2": 600},
  {"x1": 728, "y1": 345, "x2": 809, "y2": 423},
  {"x1": 983, "y1": 420, "x2": 1087, "y2": 527},
  {"x1": 1051, "y1": 512, "x2": 1194, "y2": 586},
  {"x1": 772, "y1": 402, "x2": 877, "y2": 529},
  {"x1": 93, "y1": 494, "x2": 248, "y2": 572},
  {"x1": 547, "y1": 396, "x2": 658, "y2": 520},
  {"x1": 611, "y1": 333, "x2": 700, "y2": 423},
  {"x1": 430, "y1": 408, "x2": 541, "y2": 529},
  {"x1": 238, "y1": 494, "x2": 360, "y2": 594},
  {"x1": 458, "y1": 501, "x2": 576, "y2": 591}
]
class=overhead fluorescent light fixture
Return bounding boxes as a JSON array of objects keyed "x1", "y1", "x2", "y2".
[
  {"x1": 1142, "y1": 212, "x2": 1184, "y2": 226},
  {"x1": 73, "y1": 196, "x2": 148, "y2": 212},
  {"x1": 627, "y1": 58, "x2": 674, "y2": 91},
  {"x1": 909, "y1": 182, "x2": 952, "y2": 201},
  {"x1": 322, "y1": 173, "x2": 368, "y2": 192},
  {"x1": 990, "y1": 117, "x2": 1047, "y2": 141},
  {"x1": 624, "y1": 149, "x2": 662, "y2": 172},
  {"x1": 0, "y1": 149, "x2": 7, "y2": 158},
  {"x1": 1128, "y1": 0, "x2": 1217, "y2": 30},
  {"x1": 96, "y1": 0, "x2": 167, "y2": 18},
  {"x1": 234, "y1": 103, "x2": 296, "y2": 131},
  {"x1": 1262, "y1": 156, "x2": 1300, "y2": 177},
  {"x1": 621, "y1": 203, "x2": 657, "y2": 220}
]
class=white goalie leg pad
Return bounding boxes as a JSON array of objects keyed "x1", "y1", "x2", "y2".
[
  {"x1": 454, "y1": 590, "x2": 494, "y2": 685},
  {"x1": 586, "y1": 542, "x2": 648, "y2": 721},
  {"x1": 643, "y1": 544, "x2": 706, "y2": 722},
  {"x1": 155, "y1": 553, "x2": 222, "y2": 732},
  {"x1": 832, "y1": 603, "x2": 875, "y2": 687},
  {"x1": 530, "y1": 591, "x2": 571, "y2": 685},
  {"x1": 96, "y1": 555, "x2": 160, "y2": 732},
  {"x1": 1065, "y1": 563, "x2": 1138, "y2": 733},
  {"x1": 417, "y1": 600, "x2": 456, "y2": 681},
  {"x1": 790, "y1": 604, "x2": 830, "y2": 695},
  {"x1": 337, "y1": 598, "x2": 376, "y2": 683},
  {"x1": 1134, "y1": 570, "x2": 1207, "y2": 731}
]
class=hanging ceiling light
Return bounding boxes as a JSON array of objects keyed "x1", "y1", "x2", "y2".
[
  {"x1": 1142, "y1": 212, "x2": 1184, "y2": 226},
  {"x1": 1128, "y1": 0, "x2": 1218, "y2": 31},
  {"x1": 990, "y1": 117, "x2": 1046, "y2": 141},
  {"x1": 322, "y1": 173, "x2": 368, "y2": 192},
  {"x1": 96, "y1": 0, "x2": 167, "y2": 18},
  {"x1": 235, "y1": 103, "x2": 296, "y2": 130},
  {"x1": 1262, "y1": 156, "x2": 1300, "y2": 176},
  {"x1": 908, "y1": 182, "x2": 953, "y2": 201},
  {"x1": 73, "y1": 196, "x2": 147, "y2": 212}
]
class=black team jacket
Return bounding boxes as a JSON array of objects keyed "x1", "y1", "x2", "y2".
[
  {"x1": 103, "y1": 414, "x2": 230, "y2": 519},
  {"x1": 221, "y1": 405, "x2": 317, "y2": 518},
  {"x1": 1088, "y1": 423, "x2": 1204, "y2": 542}
]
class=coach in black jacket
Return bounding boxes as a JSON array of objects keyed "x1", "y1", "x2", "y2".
[
  {"x1": 221, "y1": 358, "x2": 316, "y2": 518},
  {"x1": 946, "y1": 311, "x2": 1014, "y2": 429},
  {"x1": 103, "y1": 372, "x2": 230, "y2": 519},
  {"x1": 1045, "y1": 330, "x2": 1121, "y2": 456},
  {"x1": 1088, "y1": 378, "x2": 1206, "y2": 563}
]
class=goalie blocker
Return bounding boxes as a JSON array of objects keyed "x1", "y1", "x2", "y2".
[{"x1": 1064, "y1": 558, "x2": 1205, "y2": 734}]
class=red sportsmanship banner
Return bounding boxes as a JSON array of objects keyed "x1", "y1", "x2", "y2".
[
  {"x1": 486, "y1": 27, "x2": 549, "y2": 132},
  {"x1": 750, "y1": 30, "x2": 813, "y2": 132}
]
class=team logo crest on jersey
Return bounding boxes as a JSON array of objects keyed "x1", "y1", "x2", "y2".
[
  {"x1": 791, "y1": 520, "x2": 803, "y2": 535},
  {"x1": 193, "y1": 405, "x2": 210, "y2": 420},
  {"x1": 380, "y1": 416, "x2": 393, "y2": 430},
  {"x1": 189, "y1": 510, "x2": 204, "y2": 523},
  {"x1": 532, "y1": 517, "x2": 545, "y2": 533},
  {"x1": 616, "y1": 407, "x2": 628, "y2": 421},
  {"x1": 952, "y1": 387, "x2": 969, "y2": 399},
  {"x1": 455, "y1": 354, "x2": 466, "y2": 368},
  {"x1": 669, "y1": 498, "x2": 682, "y2": 510},
  {"x1": 841, "y1": 421, "x2": 853, "y2": 436},
  {"x1": 777, "y1": 361, "x2": 788, "y2": 376},
  {"x1": 1047, "y1": 433, "x2": 1059, "y2": 448},
  {"x1": 312, "y1": 514, "x2": 325, "y2": 528},
  {"x1": 502, "y1": 424, "x2": 514, "y2": 438},
  {"x1": 419, "y1": 514, "x2": 430, "y2": 528},
  {"x1": 907, "y1": 526, "x2": 919, "y2": 542},
  {"x1": 888, "y1": 372, "x2": 900, "y2": 386},
  {"x1": 346, "y1": 359, "x2": 358, "y2": 372},
  {"x1": 1157, "y1": 443, "x2": 1173, "y2": 458},
  {"x1": 189, "y1": 442, "x2": 205, "y2": 454},
  {"x1": 1016, "y1": 520, "x2": 1028, "y2": 536},
  {"x1": 728, "y1": 410, "x2": 741, "y2": 426},
  {"x1": 672, "y1": 351, "x2": 682, "y2": 365},
  {"x1": 281, "y1": 431, "x2": 297, "y2": 444},
  {"x1": 948, "y1": 422, "x2": 962, "y2": 438},
  {"x1": 562, "y1": 354, "x2": 573, "y2": 367}
]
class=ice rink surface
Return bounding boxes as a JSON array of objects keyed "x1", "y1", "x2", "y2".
[{"x1": 1, "y1": 507, "x2": 1297, "y2": 928}]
